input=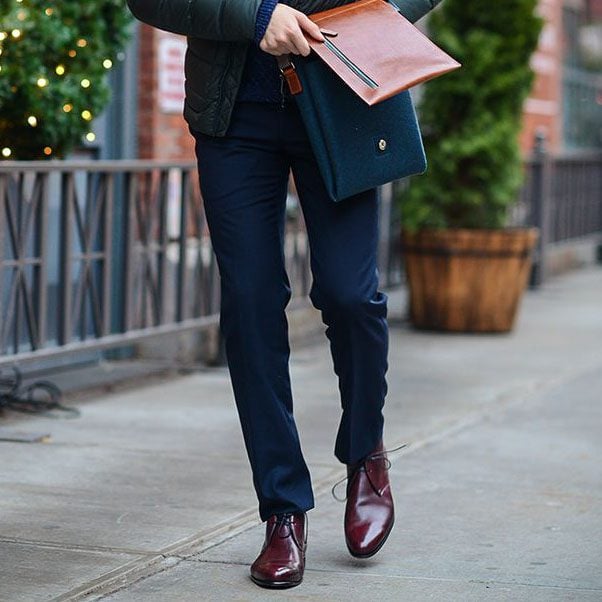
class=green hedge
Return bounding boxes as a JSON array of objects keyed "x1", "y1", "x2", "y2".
[
  {"x1": 400, "y1": 0, "x2": 544, "y2": 230},
  {"x1": 0, "y1": 1, "x2": 132, "y2": 160}
]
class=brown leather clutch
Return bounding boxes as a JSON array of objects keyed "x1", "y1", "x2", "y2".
[{"x1": 303, "y1": 0, "x2": 461, "y2": 105}]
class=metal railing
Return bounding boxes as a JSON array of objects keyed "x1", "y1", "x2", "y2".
[
  {"x1": 0, "y1": 161, "x2": 219, "y2": 365},
  {"x1": 512, "y1": 136, "x2": 602, "y2": 285},
  {"x1": 0, "y1": 160, "x2": 401, "y2": 366},
  {"x1": 1, "y1": 147, "x2": 600, "y2": 366}
]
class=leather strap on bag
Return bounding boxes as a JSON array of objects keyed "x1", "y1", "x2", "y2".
[{"x1": 277, "y1": 55, "x2": 303, "y2": 95}]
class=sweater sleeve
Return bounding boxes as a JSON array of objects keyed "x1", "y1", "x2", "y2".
[
  {"x1": 282, "y1": 0, "x2": 442, "y2": 22},
  {"x1": 254, "y1": 0, "x2": 280, "y2": 44}
]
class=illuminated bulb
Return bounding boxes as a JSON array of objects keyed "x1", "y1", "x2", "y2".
[
  {"x1": 76, "y1": 38, "x2": 87, "y2": 47},
  {"x1": 43, "y1": 147, "x2": 52, "y2": 156},
  {"x1": 45, "y1": 8, "x2": 53, "y2": 15},
  {"x1": 81, "y1": 110, "x2": 92, "y2": 121},
  {"x1": 102, "y1": 59, "x2": 112, "y2": 69},
  {"x1": 55, "y1": 64, "x2": 65, "y2": 75},
  {"x1": 85, "y1": 132, "x2": 96, "y2": 142},
  {"x1": 27, "y1": 115, "x2": 38, "y2": 126},
  {"x1": 62, "y1": 103, "x2": 73, "y2": 112},
  {"x1": 1, "y1": 147, "x2": 11, "y2": 158},
  {"x1": 11, "y1": 29, "x2": 21, "y2": 38},
  {"x1": 80, "y1": 78, "x2": 90, "y2": 88},
  {"x1": 37, "y1": 77, "x2": 48, "y2": 87},
  {"x1": 68, "y1": 49, "x2": 76, "y2": 57},
  {"x1": 0, "y1": 66, "x2": 2, "y2": 73},
  {"x1": 0, "y1": 33, "x2": 6, "y2": 41},
  {"x1": 17, "y1": 10, "x2": 26, "y2": 21}
]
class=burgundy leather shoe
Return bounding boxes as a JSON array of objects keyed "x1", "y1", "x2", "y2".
[
  {"x1": 344, "y1": 440, "x2": 395, "y2": 558},
  {"x1": 250, "y1": 512, "x2": 307, "y2": 589}
]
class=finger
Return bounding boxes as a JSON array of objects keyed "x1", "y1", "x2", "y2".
[
  {"x1": 260, "y1": 35, "x2": 288, "y2": 56},
  {"x1": 297, "y1": 14, "x2": 325, "y2": 42},
  {"x1": 289, "y1": 28, "x2": 311, "y2": 56}
]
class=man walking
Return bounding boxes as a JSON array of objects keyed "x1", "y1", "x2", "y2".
[{"x1": 127, "y1": 0, "x2": 441, "y2": 589}]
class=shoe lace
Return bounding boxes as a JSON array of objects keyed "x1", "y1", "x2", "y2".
[
  {"x1": 273, "y1": 512, "x2": 305, "y2": 550},
  {"x1": 275, "y1": 513, "x2": 295, "y2": 538},
  {"x1": 331, "y1": 442, "x2": 409, "y2": 502}
]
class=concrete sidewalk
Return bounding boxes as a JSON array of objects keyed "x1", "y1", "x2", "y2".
[{"x1": 1, "y1": 267, "x2": 601, "y2": 601}]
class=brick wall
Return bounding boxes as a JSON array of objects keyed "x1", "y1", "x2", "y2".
[
  {"x1": 520, "y1": 0, "x2": 565, "y2": 154},
  {"x1": 136, "y1": 26, "x2": 196, "y2": 161}
]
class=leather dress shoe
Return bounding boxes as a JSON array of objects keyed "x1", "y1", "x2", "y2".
[
  {"x1": 344, "y1": 440, "x2": 395, "y2": 558},
  {"x1": 250, "y1": 512, "x2": 307, "y2": 589}
]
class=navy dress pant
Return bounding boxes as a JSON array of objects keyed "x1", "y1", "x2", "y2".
[{"x1": 189, "y1": 100, "x2": 389, "y2": 522}]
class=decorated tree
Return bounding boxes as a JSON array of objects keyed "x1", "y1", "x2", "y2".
[
  {"x1": 0, "y1": 0, "x2": 132, "y2": 160},
  {"x1": 400, "y1": 0, "x2": 544, "y2": 230}
]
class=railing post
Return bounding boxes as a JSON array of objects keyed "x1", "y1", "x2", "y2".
[
  {"x1": 58, "y1": 172, "x2": 73, "y2": 345},
  {"x1": 529, "y1": 131, "x2": 552, "y2": 288}
]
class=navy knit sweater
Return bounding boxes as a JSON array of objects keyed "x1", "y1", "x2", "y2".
[{"x1": 236, "y1": 0, "x2": 287, "y2": 103}]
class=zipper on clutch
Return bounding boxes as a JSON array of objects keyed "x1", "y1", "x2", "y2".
[{"x1": 323, "y1": 38, "x2": 379, "y2": 89}]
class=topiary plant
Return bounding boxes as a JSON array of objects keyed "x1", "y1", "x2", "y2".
[
  {"x1": 400, "y1": 0, "x2": 544, "y2": 231},
  {"x1": 0, "y1": 0, "x2": 132, "y2": 160}
]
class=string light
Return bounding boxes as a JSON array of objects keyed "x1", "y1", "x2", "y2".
[{"x1": 0, "y1": 2, "x2": 128, "y2": 160}]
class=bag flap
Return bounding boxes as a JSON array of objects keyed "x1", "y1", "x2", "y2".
[{"x1": 307, "y1": 0, "x2": 461, "y2": 105}]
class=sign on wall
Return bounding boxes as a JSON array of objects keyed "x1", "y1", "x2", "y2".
[{"x1": 158, "y1": 36, "x2": 186, "y2": 113}]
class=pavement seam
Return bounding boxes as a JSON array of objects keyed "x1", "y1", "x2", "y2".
[
  {"x1": 53, "y1": 468, "x2": 343, "y2": 601},
  {"x1": 52, "y1": 358, "x2": 602, "y2": 601},
  {"x1": 0, "y1": 536, "x2": 158, "y2": 557}
]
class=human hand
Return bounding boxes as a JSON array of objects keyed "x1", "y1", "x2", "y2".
[{"x1": 259, "y1": 4, "x2": 324, "y2": 56}]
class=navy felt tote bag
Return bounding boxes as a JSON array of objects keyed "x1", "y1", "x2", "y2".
[
  {"x1": 292, "y1": 55, "x2": 427, "y2": 202},
  {"x1": 278, "y1": 0, "x2": 460, "y2": 202}
]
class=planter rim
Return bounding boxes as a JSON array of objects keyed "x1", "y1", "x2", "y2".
[{"x1": 401, "y1": 226, "x2": 539, "y2": 235}]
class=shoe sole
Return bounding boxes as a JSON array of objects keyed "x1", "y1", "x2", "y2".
[
  {"x1": 250, "y1": 575, "x2": 303, "y2": 589},
  {"x1": 345, "y1": 517, "x2": 395, "y2": 559}
]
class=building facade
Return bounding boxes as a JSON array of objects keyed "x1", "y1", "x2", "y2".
[{"x1": 112, "y1": 0, "x2": 601, "y2": 161}]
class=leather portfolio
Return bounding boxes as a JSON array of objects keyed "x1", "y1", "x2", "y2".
[{"x1": 302, "y1": 0, "x2": 461, "y2": 105}]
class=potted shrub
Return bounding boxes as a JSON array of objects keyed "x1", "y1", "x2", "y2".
[{"x1": 398, "y1": 0, "x2": 544, "y2": 332}]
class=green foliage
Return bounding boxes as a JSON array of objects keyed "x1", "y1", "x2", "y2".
[
  {"x1": 400, "y1": 0, "x2": 544, "y2": 230},
  {"x1": 0, "y1": 0, "x2": 132, "y2": 160}
]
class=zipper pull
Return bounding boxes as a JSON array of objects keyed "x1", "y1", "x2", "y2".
[{"x1": 280, "y1": 73, "x2": 286, "y2": 109}]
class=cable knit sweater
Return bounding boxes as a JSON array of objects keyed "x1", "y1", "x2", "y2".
[{"x1": 236, "y1": 0, "x2": 286, "y2": 103}]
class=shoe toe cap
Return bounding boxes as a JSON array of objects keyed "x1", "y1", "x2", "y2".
[{"x1": 251, "y1": 561, "x2": 302, "y2": 584}]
